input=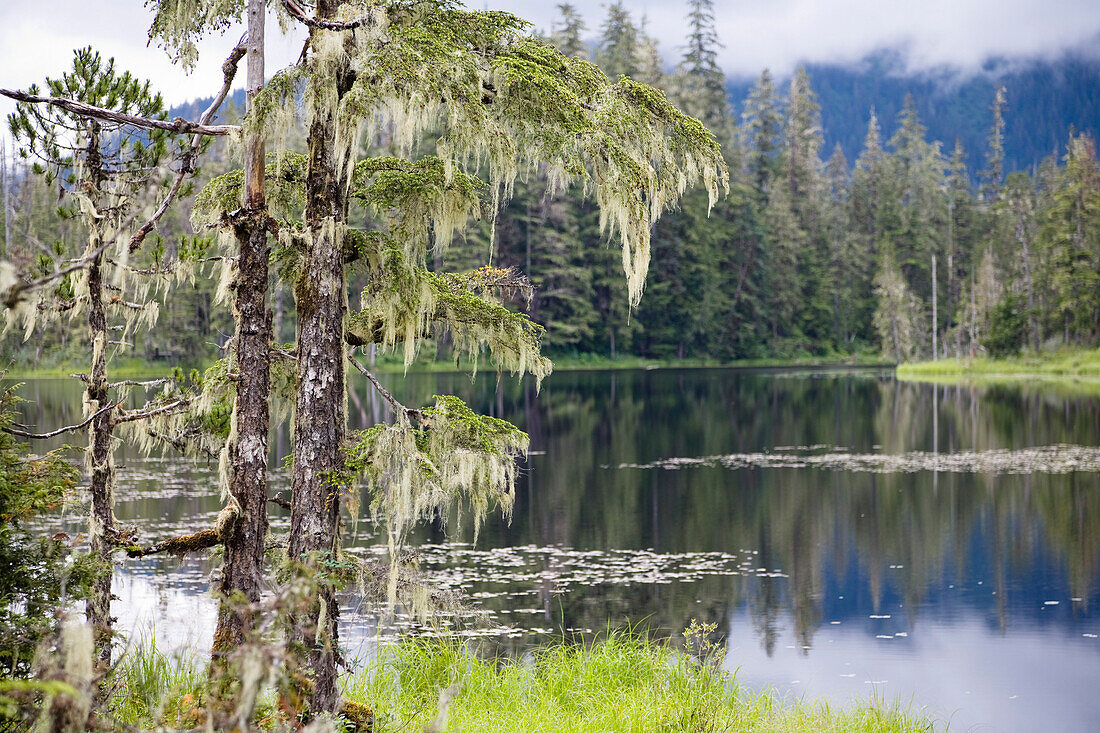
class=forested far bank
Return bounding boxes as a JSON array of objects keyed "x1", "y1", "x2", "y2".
[{"x1": 3, "y1": 0, "x2": 1099, "y2": 370}]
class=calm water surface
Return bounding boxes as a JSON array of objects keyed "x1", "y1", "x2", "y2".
[{"x1": 12, "y1": 367, "x2": 1100, "y2": 732}]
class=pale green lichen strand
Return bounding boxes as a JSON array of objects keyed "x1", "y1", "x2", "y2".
[
  {"x1": 348, "y1": 243, "x2": 551, "y2": 384},
  {"x1": 346, "y1": 393, "x2": 528, "y2": 557}
]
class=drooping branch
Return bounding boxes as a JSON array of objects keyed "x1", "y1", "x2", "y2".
[
  {"x1": 347, "y1": 350, "x2": 422, "y2": 423},
  {"x1": 280, "y1": 0, "x2": 376, "y2": 30},
  {"x1": 1, "y1": 402, "x2": 118, "y2": 439},
  {"x1": 141, "y1": 425, "x2": 219, "y2": 458},
  {"x1": 128, "y1": 36, "x2": 248, "y2": 252},
  {"x1": 4, "y1": 237, "x2": 110, "y2": 309},
  {"x1": 0, "y1": 88, "x2": 239, "y2": 136}
]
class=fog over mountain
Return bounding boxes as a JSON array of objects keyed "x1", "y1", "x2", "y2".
[
  {"x1": 725, "y1": 44, "x2": 1100, "y2": 175},
  {"x1": 2, "y1": 0, "x2": 1098, "y2": 172}
]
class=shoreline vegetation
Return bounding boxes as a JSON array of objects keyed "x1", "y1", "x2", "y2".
[
  {"x1": 897, "y1": 347, "x2": 1100, "y2": 382},
  {"x1": 110, "y1": 635, "x2": 933, "y2": 732},
  {"x1": 3, "y1": 353, "x2": 894, "y2": 380}
]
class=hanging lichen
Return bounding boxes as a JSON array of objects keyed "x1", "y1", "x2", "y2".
[
  {"x1": 330, "y1": 2, "x2": 728, "y2": 305},
  {"x1": 351, "y1": 155, "x2": 483, "y2": 261},
  {"x1": 348, "y1": 243, "x2": 551, "y2": 383},
  {"x1": 145, "y1": 0, "x2": 248, "y2": 71},
  {"x1": 346, "y1": 393, "x2": 528, "y2": 555}
]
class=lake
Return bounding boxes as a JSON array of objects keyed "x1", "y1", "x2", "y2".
[{"x1": 11, "y1": 367, "x2": 1100, "y2": 732}]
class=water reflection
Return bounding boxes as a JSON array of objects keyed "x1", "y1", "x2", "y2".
[{"x1": 9, "y1": 368, "x2": 1100, "y2": 733}]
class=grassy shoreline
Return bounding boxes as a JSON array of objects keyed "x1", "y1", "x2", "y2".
[
  {"x1": 5, "y1": 352, "x2": 892, "y2": 379},
  {"x1": 108, "y1": 635, "x2": 933, "y2": 732},
  {"x1": 897, "y1": 348, "x2": 1100, "y2": 381}
]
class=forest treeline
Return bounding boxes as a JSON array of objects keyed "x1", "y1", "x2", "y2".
[{"x1": 2, "y1": 0, "x2": 1099, "y2": 368}]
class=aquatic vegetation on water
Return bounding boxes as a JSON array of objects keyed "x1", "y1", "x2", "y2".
[{"x1": 613, "y1": 444, "x2": 1100, "y2": 474}]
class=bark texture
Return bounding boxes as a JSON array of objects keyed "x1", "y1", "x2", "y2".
[
  {"x1": 212, "y1": 0, "x2": 271, "y2": 657},
  {"x1": 288, "y1": 0, "x2": 355, "y2": 714},
  {"x1": 83, "y1": 128, "x2": 117, "y2": 672},
  {"x1": 86, "y1": 242, "x2": 116, "y2": 671}
]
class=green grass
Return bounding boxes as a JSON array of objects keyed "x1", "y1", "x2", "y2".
[
  {"x1": 345, "y1": 635, "x2": 931, "y2": 733},
  {"x1": 898, "y1": 347, "x2": 1100, "y2": 383},
  {"x1": 1, "y1": 357, "x2": 209, "y2": 379},
  {"x1": 109, "y1": 634, "x2": 933, "y2": 732},
  {"x1": 109, "y1": 641, "x2": 208, "y2": 728}
]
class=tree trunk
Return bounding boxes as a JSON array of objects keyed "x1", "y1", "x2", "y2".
[
  {"x1": 86, "y1": 239, "x2": 116, "y2": 672},
  {"x1": 212, "y1": 0, "x2": 271, "y2": 658},
  {"x1": 931, "y1": 254, "x2": 937, "y2": 360},
  {"x1": 83, "y1": 129, "x2": 117, "y2": 673},
  {"x1": 1017, "y1": 214, "x2": 1038, "y2": 351},
  {"x1": 288, "y1": 2, "x2": 355, "y2": 715},
  {"x1": 1, "y1": 137, "x2": 9, "y2": 253}
]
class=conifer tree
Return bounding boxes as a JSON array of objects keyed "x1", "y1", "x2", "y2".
[
  {"x1": 763, "y1": 178, "x2": 805, "y2": 348},
  {"x1": 597, "y1": 2, "x2": 640, "y2": 80},
  {"x1": 634, "y1": 17, "x2": 665, "y2": 88},
  {"x1": 944, "y1": 139, "x2": 975, "y2": 355},
  {"x1": 784, "y1": 67, "x2": 823, "y2": 210},
  {"x1": 550, "y1": 3, "x2": 587, "y2": 60},
  {"x1": 1002, "y1": 171, "x2": 1040, "y2": 350},
  {"x1": 888, "y1": 95, "x2": 945, "y2": 296},
  {"x1": 873, "y1": 249, "x2": 922, "y2": 361},
  {"x1": 1041, "y1": 133, "x2": 1100, "y2": 343},
  {"x1": 783, "y1": 67, "x2": 832, "y2": 346},
  {"x1": 5, "y1": 48, "x2": 188, "y2": 670},
  {"x1": 184, "y1": 0, "x2": 726, "y2": 716},
  {"x1": 824, "y1": 143, "x2": 860, "y2": 346},
  {"x1": 672, "y1": 0, "x2": 729, "y2": 138},
  {"x1": 742, "y1": 68, "x2": 783, "y2": 197},
  {"x1": 143, "y1": 0, "x2": 272, "y2": 666},
  {"x1": 981, "y1": 86, "x2": 1007, "y2": 203}
]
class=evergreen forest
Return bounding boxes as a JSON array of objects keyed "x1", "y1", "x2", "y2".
[
  {"x1": 0, "y1": 1, "x2": 1098, "y2": 730},
  {"x1": 3, "y1": 2, "x2": 1100, "y2": 368}
]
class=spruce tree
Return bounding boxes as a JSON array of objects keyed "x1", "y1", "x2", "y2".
[
  {"x1": 672, "y1": 0, "x2": 729, "y2": 138},
  {"x1": 888, "y1": 95, "x2": 945, "y2": 302},
  {"x1": 1041, "y1": 133, "x2": 1100, "y2": 344},
  {"x1": 550, "y1": 3, "x2": 587, "y2": 60},
  {"x1": 182, "y1": 0, "x2": 728, "y2": 716},
  {"x1": 742, "y1": 68, "x2": 783, "y2": 198},
  {"x1": 596, "y1": 2, "x2": 640, "y2": 80},
  {"x1": 980, "y1": 86, "x2": 1007, "y2": 203}
]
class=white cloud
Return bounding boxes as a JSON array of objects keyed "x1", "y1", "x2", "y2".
[
  {"x1": 1, "y1": 0, "x2": 1098, "y2": 135},
  {"x1": 0, "y1": 2, "x2": 305, "y2": 143},
  {"x1": 498, "y1": 0, "x2": 1100, "y2": 77}
]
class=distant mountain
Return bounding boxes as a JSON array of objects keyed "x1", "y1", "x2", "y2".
[
  {"x1": 173, "y1": 47, "x2": 1100, "y2": 179},
  {"x1": 727, "y1": 48, "x2": 1100, "y2": 175}
]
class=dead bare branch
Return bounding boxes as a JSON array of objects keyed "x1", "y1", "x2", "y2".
[
  {"x1": 281, "y1": 0, "x2": 375, "y2": 30},
  {"x1": 0, "y1": 88, "x2": 239, "y2": 137},
  {"x1": 1, "y1": 401, "x2": 118, "y2": 439},
  {"x1": 347, "y1": 350, "x2": 422, "y2": 423},
  {"x1": 129, "y1": 36, "x2": 248, "y2": 252},
  {"x1": 110, "y1": 397, "x2": 191, "y2": 426}
]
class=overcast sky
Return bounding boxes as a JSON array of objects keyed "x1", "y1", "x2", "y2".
[{"x1": 2, "y1": 0, "x2": 1100, "y2": 135}]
